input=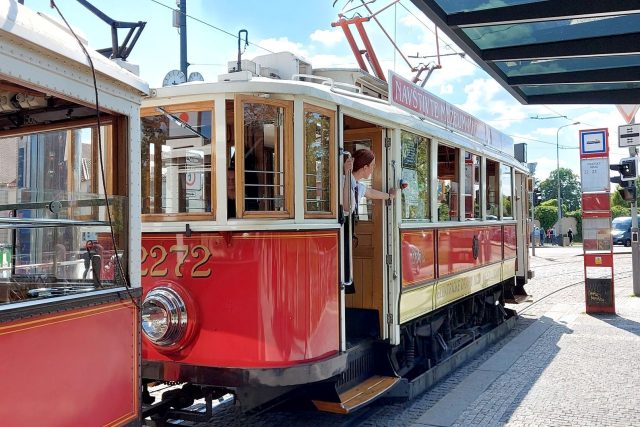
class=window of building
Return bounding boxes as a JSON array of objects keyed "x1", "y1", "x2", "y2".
[
  {"x1": 437, "y1": 144, "x2": 459, "y2": 221},
  {"x1": 234, "y1": 95, "x2": 293, "y2": 218},
  {"x1": 304, "y1": 105, "x2": 335, "y2": 217},
  {"x1": 464, "y1": 153, "x2": 481, "y2": 220},
  {"x1": 486, "y1": 159, "x2": 500, "y2": 219},
  {"x1": 501, "y1": 164, "x2": 513, "y2": 219},
  {"x1": 401, "y1": 131, "x2": 430, "y2": 221},
  {"x1": 141, "y1": 103, "x2": 213, "y2": 219}
]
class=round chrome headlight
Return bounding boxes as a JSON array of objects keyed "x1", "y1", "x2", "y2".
[{"x1": 142, "y1": 287, "x2": 188, "y2": 346}]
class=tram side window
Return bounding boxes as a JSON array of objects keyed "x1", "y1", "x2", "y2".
[
  {"x1": 141, "y1": 105, "x2": 213, "y2": 217},
  {"x1": 486, "y1": 159, "x2": 500, "y2": 219},
  {"x1": 0, "y1": 124, "x2": 129, "y2": 304},
  {"x1": 401, "y1": 131, "x2": 429, "y2": 221},
  {"x1": 464, "y1": 153, "x2": 481, "y2": 220},
  {"x1": 437, "y1": 144, "x2": 459, "y2": 222},
  {"x1": 304, "y1": 105, "x2": 335, "y2": 217},
  {"x1": 234, "y1": 96, "x2": 293, "y2": 218},
  {"x1": 501, "y1": 164, "x2": 513, "y2": 219}
]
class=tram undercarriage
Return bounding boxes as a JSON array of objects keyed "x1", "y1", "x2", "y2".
[{"x1": 142, "y1": 279, "x2": 515, "y2": 422}]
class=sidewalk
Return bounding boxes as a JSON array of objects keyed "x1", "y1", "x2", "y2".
[{"x1": 410, "y1": 247, "x2": 640, "y2": 427}]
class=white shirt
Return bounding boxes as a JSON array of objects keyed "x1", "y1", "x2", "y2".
[{"x1": 342, "y1": 175, "x2": 366, "y2": 215}]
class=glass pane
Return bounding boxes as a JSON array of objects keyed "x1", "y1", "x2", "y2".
[
  {"x1": 464, "y1": 153, "x2": 481, "y2": 220},
  {"x1": 141, "y1": 110, "x2": 212, "y2": 215},
  {"x1": 401, "y1": 131, "x2": 430, "y2": 221},
  {"x1": 464, "y1": 15, "x2": 637, "y2": 50},
  {"x1": 437, "y1": 145, "x2": 458, "y2": 222},
  {"x1": 501, "y1": 164, "x2": 513, "y2": 219},
  {"x1": 0, "y1": 128, "x2": 128, "y2": 305},
  {"x1": 486, "y1": 159, "x2": 500, "y2": 219},
  {"x1": 435, "y1": 0, "x2": 542, "y2": 14},
  {"x1": 304, "y1": 111, "x2": 331, "y2": 213},
  {"x1": 243, "y1": 103, "x2": 285, "y2": 212},
  {"x1": 520, "y1": 81, "x2": 640, "y2": 96},
  {"x1": 496, "y1": 55, "x2": 640, "y2": 77}
]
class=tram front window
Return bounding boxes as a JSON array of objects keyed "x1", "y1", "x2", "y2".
[
  {"x1": 141, "y1": 106, "x2": 213, "y2": 217},
  {"x1": 0, "y1": 127, "x2": 129, "y2": 304}
]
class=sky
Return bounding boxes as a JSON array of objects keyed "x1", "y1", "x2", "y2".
[{"x1": 24, "y1": 0, "x2": 635, "y2": 184}]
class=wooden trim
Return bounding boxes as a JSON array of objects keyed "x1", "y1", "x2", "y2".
[
  {"x1": 234, "y1": 95, "x2": 294, "y2": 219},
  {"x1": 303, "y1": 103, "x2": 337, "y2": 219},
  {"x1": 0, "y1": 116, "x2": 114, "y2": 139},
  {"x1": 142, "y1": 213, "x2": 214, "y2": 222},
  {"x1": 140, "y1": 101, "x2": 214, "y2": 117}
]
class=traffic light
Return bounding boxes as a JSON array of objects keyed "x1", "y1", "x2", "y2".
[
  {"x1": 610, "y1": 157, "x2": 638, "y2": 181},
  {"x1": 611, "y1": 157, "x2": 638, "y2": 202},
  {"x1": 532, "y1": 188, "x2": 542, "y2": 206}
]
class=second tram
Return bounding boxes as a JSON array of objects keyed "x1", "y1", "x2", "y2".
[
  {"x1": 0, "y1": 3, "x2": 147, "y2": 425},
  {"x1": 140, "y1": 52, "x2": 531, "y2": 417}
]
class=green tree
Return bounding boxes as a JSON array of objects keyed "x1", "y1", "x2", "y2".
[
  {"x1": 539, "y1": 168, "x2": 581, "y2": 212},
  {"x1": 534, "y1": 205, "x2": 557, "y2": 231},
  {"x1": 611, "y1": 205, "x2": 631, "y2": 218}
]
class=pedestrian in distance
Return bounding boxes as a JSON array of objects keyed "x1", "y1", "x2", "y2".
[
  {"x1": 539, "y1": 227, "x2": 545, "y2": 247},
  {"x1": 567, "y1": 228, "x2": 574, "y2": 246}
]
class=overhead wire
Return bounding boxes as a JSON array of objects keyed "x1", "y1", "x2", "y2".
[{"x1": 148, "y1": 0, "x2": 276, "y2": 54}]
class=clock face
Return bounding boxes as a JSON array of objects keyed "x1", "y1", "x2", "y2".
[
  {"x1": 162, "y1": 70, "x2": 186, "y2": 86},
  {"x1": 188, "y1": 72, "x2": 204, "y2": 82}
]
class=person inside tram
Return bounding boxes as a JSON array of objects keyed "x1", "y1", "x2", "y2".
[
  {"x1": 342, "y1": 148, "x2": 397, "y2": 293},
  {"x1": 226, "y1": 154, "x2": 259, "y2": 218}
]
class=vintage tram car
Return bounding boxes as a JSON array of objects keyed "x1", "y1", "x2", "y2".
[
  {"x1": 140, "y1": 52, "x2": 531, "y2": 416},
  {"x1": 0, "y1": 3, "x2": 147, "y2": 426}
]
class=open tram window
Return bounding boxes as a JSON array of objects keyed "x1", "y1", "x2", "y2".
[
  {"x1": 437, "y1": 144, "x2": 459, "y2": 222},
  {"x1": 234, "y1": 95, "x2": 293, "y2": 218},
  {"x1": 140, "y1": 103, "x2": 213, "y2": 219},
  {"x1": 486, "y1": 159, "x2": 500, "y2": 219},
  {"x1": 401, "y1": 131, "x2": 430, "y2": 221},
  {"x1": 464, "y1": 153, "x2": 481, "y2": 220},
  {"x1": 501, "y1": 164, "x2": 514, "y2": 219},
  {"x1": 304, "y1": 104, "x2": 336, "y2": 218},
  {"x1": 0, "y1": 123, "x2": 129, "y2": 304}
]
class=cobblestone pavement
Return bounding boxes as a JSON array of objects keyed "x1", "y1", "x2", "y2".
[{"x1": 161, "y1": 246, "x2": 640, "y2": 427}]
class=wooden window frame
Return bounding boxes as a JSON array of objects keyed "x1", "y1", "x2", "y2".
[
  {"x1": 303, "y1": 104, "x2": 336, "y2": 219},
  {"x1": 140, "y1": 101, "x2": 216, "y2": 222},
  {"x1": 234, "y1": 95, "x2": 293, "y2": 219},
  {"x1": 400, "y1": 129, "x2": 430, "y2": 222}
]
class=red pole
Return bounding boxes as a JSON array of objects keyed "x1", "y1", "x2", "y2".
[
  {"x1": 354, "y1": 19, "x2": 386, "y2": 81},
  {"x1": 332, "y1": 18, "x2": 368, "y2": 72}
]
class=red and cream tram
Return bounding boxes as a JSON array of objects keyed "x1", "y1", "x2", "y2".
[
  {"x1": 140, "y1": 52, "x2": 531, "y2": 416},
  {"x1": 0, "y1": 3, "x2": 147, "y2": 426}
]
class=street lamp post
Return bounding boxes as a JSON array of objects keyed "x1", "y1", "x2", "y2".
[{"x1": 556, "y1": 122, "x2": 580, "y2": 242}]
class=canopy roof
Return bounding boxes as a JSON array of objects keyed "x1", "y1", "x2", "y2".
[{"x1": 410, "y1": 0, "x2": 640, "y2": 104}]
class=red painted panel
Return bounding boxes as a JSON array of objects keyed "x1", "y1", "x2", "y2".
[
  {"x1": 504, "y1": 225, "x2": 517, "y2": 259},
  {"x1": 438, "y1": 226, "x2": 502, "y2": 277},
  {"x1": 142, "y1": 231, "x2": 339, "y2": 368},
  {"x1": 582, "y1": 193, "x2": 610, "y2": 211},
  {"x1": 401, "y1": 230, "x2": 435, "y2": 287},
  {"x1": 0, "y1": 301, "x2": 138, "y2": 427}
]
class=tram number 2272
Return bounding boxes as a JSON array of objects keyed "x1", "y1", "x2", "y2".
[{"x1": 141, "y1": 244, "x2": 212, "y2": 279}]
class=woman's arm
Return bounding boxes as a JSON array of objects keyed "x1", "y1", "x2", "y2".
[
  {"x1": 364, "y1": 187, "x2": 397, "y2": 200},
  {"x1": 342, "y1": 158, "x2": 354, "y2": 214}
]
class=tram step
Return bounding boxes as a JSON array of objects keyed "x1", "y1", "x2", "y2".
[
  {"x1": 505, "y1": 293, "x2": 530, "y2": 304},
  {"x1": 312, "y1": 375, "x2": 399, "y2": 414}
]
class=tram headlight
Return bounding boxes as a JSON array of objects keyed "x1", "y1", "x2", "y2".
[{"x1": 142, "y1": 287, "x2": 188, "y2": 347}]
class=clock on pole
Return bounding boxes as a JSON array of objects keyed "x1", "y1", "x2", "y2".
[{"x1": 162, "y1": 69, "x2": 186, "y2": 86}]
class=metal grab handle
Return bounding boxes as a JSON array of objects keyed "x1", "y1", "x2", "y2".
[{"x1": 340, "y1": 150, "x2": 354, "y2": 289}]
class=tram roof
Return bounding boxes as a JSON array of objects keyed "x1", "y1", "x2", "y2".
[
  {"x1": 0, "y1": 2, "x2": 148, "y2": 96},
  {"x1": 409, "y1": 0, "x2": 640, "y2": 105},
  {"x1": 147, "y1": 77, "x2": 527, "y2": 173}
]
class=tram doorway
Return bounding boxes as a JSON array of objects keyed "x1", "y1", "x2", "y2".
[{"x1": 343, "y1": 115, "x2": 387, "y2": 342}]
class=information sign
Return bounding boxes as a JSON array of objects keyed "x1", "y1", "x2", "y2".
[
  {"x1": 618, "y1": 123, "x2": 640, "y2": 147},
  {"x1": 580, "y1": 129, "x2": 607, "y2": 157},
  {"x1": 580, "y1": 158, "x2": 610, "y2": 193}
]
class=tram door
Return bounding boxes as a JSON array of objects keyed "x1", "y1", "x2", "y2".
[{"x1": 343, "y1": 119, "x2": 386, "y2": 338}]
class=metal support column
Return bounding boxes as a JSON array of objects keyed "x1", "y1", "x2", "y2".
[{"x1": 629, "y1": 145, "x2": 640, "y2": 296}]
